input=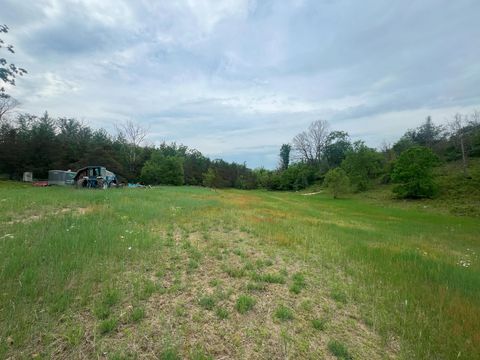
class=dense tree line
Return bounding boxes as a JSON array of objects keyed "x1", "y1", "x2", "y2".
[{"x1": 1, "y1": 105, "x2": 479, "y2": 197}]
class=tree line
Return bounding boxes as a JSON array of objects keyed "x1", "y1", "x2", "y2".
[{"x1": 1, "y1": 105, "x2": 479, "y2": 198}]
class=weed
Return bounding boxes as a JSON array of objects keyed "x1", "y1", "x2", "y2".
[{"x1": 235, "y1": 295, "x2": 256, "y2": 314}]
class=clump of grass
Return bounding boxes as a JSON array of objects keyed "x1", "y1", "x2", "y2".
[
  {"x1": 328, "y1": 340, "x2": 352, "y2": 360},
  {"x1": 190, "y1": 347, "x2": 213, "y2": 360},
  {"x1": 246, "y1": 282, "x2": 266, "y2": 292},
  {"x1": 209, "y1": 279, "x2": 220, "y2": 287},
  {"x1": 94, "y1": 288, "x2": 121, "y2": 319},
  {"x1": 331, "y1": 289, "x2": 347, "y2": 304},
  {"x1": 98, "y1": 318, "x2": 118, "y2": 335},
  {"x1": 252, "y1": 272, "x2": 285, "y2": 284},
  {"x1": 198, "y1": 296, "x2": 215, "y2": 310},
  {"x1": 130, "y1": 306, "x2": 145, "y2": 322},
  {"x1": 159, "y1": 346, "x2": 180, "y2": 360},
  {"x1": 311, "y1": 318, "x2": 327, "y2": 331},
  {"x1": 94, "y1": 303, "x2": 111, "y2": 320},
  {"x1": 224, "y1": 266, "x2": 246, "y2": 278},
  {"x1": 215, "y1": 307, "x2": 229, "y2": 319},
  {"x1": 235, "y1": 295, "x2": 255, "y2": 314},
  {"x1": 187, "y1": 259, "x2": 199, "y2": 273},
  {"x1": 275, "y1": 305, "x2": 294, "y2": 321},
  {"x1": 64, "y1": 324, "x2": 84, "y2": 346},
  {"x1": 290, "y1": 273, "x2": 306, "y2": 294}
]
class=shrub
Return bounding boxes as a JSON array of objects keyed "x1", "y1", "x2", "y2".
[
  {"x1": 324, "y1": 168, "x2": 350, "y2": 198},
  {"x1": 392, "y1": 146, "x2": 438, "y2": 198}
]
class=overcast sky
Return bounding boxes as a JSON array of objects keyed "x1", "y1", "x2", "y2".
[{"x1": 2, "y1": 0, "x2": 479, "y2": 168}]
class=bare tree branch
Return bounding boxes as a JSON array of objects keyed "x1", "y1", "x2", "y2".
[
  {"x1": 0, "y1": 95, "x2": 19, "y2": 123},
  {"x1": 292, "y1": 120, "x2": 330, "y2": 163}
]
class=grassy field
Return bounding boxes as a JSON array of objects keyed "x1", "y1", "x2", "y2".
[{"x1": 0, "y1": 182, "x2": 479, "y2": 359}]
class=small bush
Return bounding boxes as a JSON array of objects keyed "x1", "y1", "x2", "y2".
[
  {"x1": 274, "y1": 305, "x2": 294, "y2": 321},
  {"x1": 235, "y1": 295, "x2": 255, "y2": 314},
  {"x1": 328, "y1": 340, "x2": 352, "y2": 360},
  {"x1": 324, "y1": 168, "x2": 350, "y2": 198}
]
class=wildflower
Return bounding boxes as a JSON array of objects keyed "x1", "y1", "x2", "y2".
[{"x1": 128, "y1": 246, "x2": 132, "y2": 250}]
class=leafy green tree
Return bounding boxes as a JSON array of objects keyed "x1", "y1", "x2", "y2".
[
  {"x1": 279, "y1": 144, "x2": 291, "y2": 170},
  {"x1": 341, "y1": 141, "x2": 384, "y2": 192},
  {"x1": 324, "y1": 131, "x2": 352, "y2": 168},
  {"x1": 140, "y1": 152, "x2": 184, "y2": 185},
  {"x1": 324, "y1": 168, "x2": 350, "y2": 199},
  {"x1": 0, "y1": 25, "x2": 27, "y2": 96},
  {"x1": 202, "y1": 167, "x2": 217, "y2": 188},
  {"x1": 392, "y1": 146, "x2": 438, "y2": 198}
]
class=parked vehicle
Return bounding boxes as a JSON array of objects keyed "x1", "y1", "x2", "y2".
[
  {"x1": 48, "y1": 170, "x2": 76, "y2": 186},
  {"x1": 73, "y1": 166, "x2": 117, "y2": 189}
]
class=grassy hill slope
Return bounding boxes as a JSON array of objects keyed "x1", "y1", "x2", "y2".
[{"x1": 0, "y1": 183, "x2": 479, "y2": 359}]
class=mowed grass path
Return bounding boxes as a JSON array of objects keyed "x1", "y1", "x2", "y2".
[{"x1": 0, "y1": 182, "x2": 478, "y2": 359}]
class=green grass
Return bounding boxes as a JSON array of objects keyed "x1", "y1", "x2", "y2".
[
  {"x1": 328, "y1": 340, "x2": 353, "y2": 360},
  {"x1": 198, "y1": 296, "x2": 215, "y2": 311},
  {"x1": 0, "y1": 181, "x2": 479, "y2": 359},
  {"x1": 274, "y1": 305, "x2": 294, "y2": 321},
  {"x1": 235, "y1": 295, "x2": 256, "y2": 314}
]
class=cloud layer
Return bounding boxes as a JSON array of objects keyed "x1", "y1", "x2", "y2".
[{"x1": 2, "y1": 0, "x2": 479, "y2": 168}]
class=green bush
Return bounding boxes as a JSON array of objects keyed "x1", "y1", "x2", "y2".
[
  {"x1": 392, "y1": 146, "x2": 438, "y2": 198},
  {"x1": 324, "y1": 168, "x2": 350, "y2": 198}
]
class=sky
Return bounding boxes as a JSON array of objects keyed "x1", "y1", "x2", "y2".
[{"x1": 1, "y1": 0, "x2": 480, "y2": 168}]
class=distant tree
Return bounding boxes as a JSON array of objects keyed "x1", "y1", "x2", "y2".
[
  {"x1": 395, "y1": 117, "x2": 444, "y2": 152},
  {"x1": 278, "y1": 162, "x2": 316, "y2": 190},
  {"x1": 0, "y1": 95, "x2": 19, "y2": 123},
  {"x1": 0, "y1": 25, "x2": 27, "y2": 96},
  {"x1": 279, "y1": 144, "x2": 291, "y2": 170},
  {"x1": 293, "y1": 120, "x2": 330, "y2": 163},
  {"x1": 449, "y1": 113, "x2": 469, "y2": 177},
  {"x1": 324, "y1": 168, "x2": 350, "y2": 199},
  {"x1": 392, "y1": 147, "x2": 438, "y2": 198},
  {"x1": 341, "y1": 141, "x2": 384, "y2": 192},
  {"x1": 116, "y1": 120, "x2": 148, "y2": 176},
  {"x1": 324, "y1": 131, "x2": 352, "y2": 168},
  {"x1": 202, "y1": 167, "x2": 217, "y2": 188},
  {"x1": 140, "y1": 152, "x2": 184, "y2": 185}
]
